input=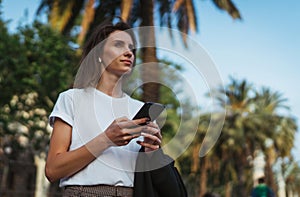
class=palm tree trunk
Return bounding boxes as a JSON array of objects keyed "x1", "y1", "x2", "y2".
[
  {"x1": 77, "y1": 0, "x2": 95, "y2": 45},
  {"x1": 10, "y1": 152, "x2": 36, "y2": 197},
  {"x1": 265, "y1": 154, "x2": 277, "y2": 194},
  {"x1": 236, "y1": 160, "x2": 247, "y2": 197},
  {"x1": 225, "y1": 182, "x2": 232, "y2": 197},
  {"x1": 199, "y1": 155, "x2": 208, "y2": 197},
  {"x1": 34, "y1": 155, "x2": 50, "y2": 197},
  {"x1": 139, "y1": 0, "x2": 160, "y2": 102},
  {"x1": 191, "y1": 143, "x2": 201, "y2": 173}
]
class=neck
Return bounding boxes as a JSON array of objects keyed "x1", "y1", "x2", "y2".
[{"x1": 96, "y1": 72, "x2": 124, "y2": 98}]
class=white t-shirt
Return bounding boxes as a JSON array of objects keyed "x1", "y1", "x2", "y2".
[{"x1": 49, "y1": 88, "x2": 144, "y2": 187}]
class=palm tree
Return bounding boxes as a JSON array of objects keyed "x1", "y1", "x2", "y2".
[
  {"x1": 36, "y1": 0, "x2": 241, "y2": 102},
  {"x1": 215, "y1": 77, "x2": 255, "y2": 196},
  {"x1": 253, "y1": 87, "x2": 297, "y2": 192},
  {"x1": 195, "y1": 113, "x2": 211, "y2": 196},
  {"x1": 185, "y1": 77, "x2": 254, "y2": 197},
  {"x1": 179, "y1": 77, "x2": 298, "y2": 197},
  {"x1": 284, "y1": 160, "x2": 300, "y2": 196},
  {"x1": 37, "y1": 0, "x2": 85, "y2": 35}
]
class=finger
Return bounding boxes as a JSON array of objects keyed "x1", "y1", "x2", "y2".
[
  {"x1": 146, "y1": 121, "x2": 159, "y2": 129},
  {"x1": 141, "y1": 132, "x2": 162, "y2": 145},
  {"x1": 124, "y1": 131, "x2": 142, "y2": 140},
  {"x1": 113, "y1": 117, "x2": 130, "y2": 129},
  {"x1": 124, "y1": 126, "x2": 144, "y2": 136},
  {"x1": 118, "y1": 118, "x2": 149, "y2": 129},
  {"x1": 137, "y1": 141, "x2": 160, "y2": 150},
  {"x1": 116, "y1": 134, "x2": 138, "y2": 146},
  {"x1": 142, "y1": 126, "x2": 162, "y2": 140},
  {"x1": 115, "y1": 116, "x2": 130, "y2": 122},
  {"x1": 132, "y1": 118, "x2": 150, "y2": 126}
]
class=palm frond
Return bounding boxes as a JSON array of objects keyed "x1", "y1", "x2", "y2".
[
  {"x1": 254, "y1": 87, "x2": 289, "y2": 114},
  {"x1": 88, "y1": 1, "x2": 122, "y2": 39},
  {"x1": 212, "y1": 0, "x2": 242, "y2": 19},
  {"x1": 36, "y1": 0, "x2": 53, "y2": 15},
  {"x1": 185, "y1": 0, "x2": 197, "y2": 32},
  {"x1": 61, "y1": 0, "x2": 85, "y2": 35},
  {"x1": 77, "y1": 0, "x2": 96, "y2": 45},
  {"x1": 121, "y1": 0, "x2": 133, "y2": 22},
  {"x1": 48, "y1": 0, "x2": 85, "y2": 34},
  {"x1": 176, "y1": 5, "x2": 188, "y2": 47},
  {"x1": 172, "y1": 0, "x2": 184, "y2": 12}
]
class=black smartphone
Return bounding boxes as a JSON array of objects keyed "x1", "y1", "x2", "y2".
[{"x1": 132, "y1": 102, "x2": 166, "y2": 125}]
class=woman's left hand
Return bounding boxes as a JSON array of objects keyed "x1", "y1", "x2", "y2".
[{"x1": 137, "y1": 122, "x2": 162, "y2": 152}]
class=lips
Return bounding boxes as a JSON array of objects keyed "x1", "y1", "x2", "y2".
[{"x1": 121, "y1": 59, "x2": 132, "y2": 65}]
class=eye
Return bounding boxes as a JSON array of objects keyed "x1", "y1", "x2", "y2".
[
  {"x1": 129, "y1": 44, "x2": 135, "y2": 53},
  {"x1": 114, "y1": 40, "x2": 124, "y2": 47}
]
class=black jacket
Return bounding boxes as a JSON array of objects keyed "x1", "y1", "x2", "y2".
[{"x1": 133, "y1": 148, "x2": 188, "y2": 197}]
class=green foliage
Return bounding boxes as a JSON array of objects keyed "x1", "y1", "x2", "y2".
[
  {"x1": 123, "y1": 58, "x2": 191, "y2": 143},
  {"x1": 0, "y1": 20, "x2": 78, "y2": 157},
  {"x1": 186, "y1": 77, "x2": 298, "y2": 196},
  {"x1": 284, "y1": 160, "x2": 300, "y2": 195},
  {"x1": 1, "y1": 1, "x2": 299, "y2": 195},
  {"x1": 0, "y1": 0, "x2": 2, "y2": 16},
  {"x1": 17, "y1": 21, "x2": 77, "y2": 102}
]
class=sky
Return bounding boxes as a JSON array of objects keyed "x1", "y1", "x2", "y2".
[
  {"x1": 195, "y1": 0, "x2": 300, "y2": 160},
  {"x1": 1, "y1": 0, "x2": 299, "y2": 160}
]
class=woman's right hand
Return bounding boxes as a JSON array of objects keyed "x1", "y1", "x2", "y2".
[{"x1": 104, "y1": 117, "x2": 149, "y2": 146}]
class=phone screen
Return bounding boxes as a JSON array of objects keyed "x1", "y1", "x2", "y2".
[{"x1": 132, "y1": 102, "x2": 165, "y2": 123}]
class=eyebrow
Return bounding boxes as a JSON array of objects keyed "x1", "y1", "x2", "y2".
[
  {"x1": 112, "y1": 39, "x2": 133, "y2": 44},
  {"x1": 112, "y1": 39, "x2": 134, "y2": 48}
]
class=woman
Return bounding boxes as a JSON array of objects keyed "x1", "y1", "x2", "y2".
[{"x1": 45, "y1": 19, "x2": 162, "y2": 197}]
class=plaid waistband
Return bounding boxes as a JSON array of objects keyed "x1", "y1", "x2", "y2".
[{"x1": 63, "y1": 184, "x2": 133, "y2": 197}]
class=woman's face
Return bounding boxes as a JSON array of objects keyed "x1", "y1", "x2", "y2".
[{"x1": 101, "y1": 30, "x2": 135, "y2": 77}]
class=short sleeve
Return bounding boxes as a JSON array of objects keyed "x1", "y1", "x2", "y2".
[{"x1": 49, "y1": 90, "x2": 74, "y2": 127}]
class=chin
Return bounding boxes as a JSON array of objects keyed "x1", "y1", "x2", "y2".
[
  {"x1": 115, "y1": 69, "x2": 132, "y2": 78},
  {"x1": 124, "y1": 69, "x2": 133, "y2": 76}
]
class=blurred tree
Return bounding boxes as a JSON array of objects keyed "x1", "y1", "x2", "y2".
[
  {"x1": 0, "y1": 16, "x2": 78, "y2": 195},
  {"x1": 252, "y1": 88, "x2": 297, "y2": 191},
  {"x1": 177, "y1": 77, "x2": 298, "y2": 197},
  {"x1": 191, "y1": 78, "x2": 298, "y2": 197},
  {"x1": 123, "y1": 58, "x2": 187, "y2": 142},
  {"x1": 284, "y1": 160, "x2": 300, "y2": 196},
  {"x1": 36, "y1": 0, "x2": 241, "y2": 102},
  {"x1": 214, "y1": 78, "x2": 254, "y2": 197},
  {"x1": 36, "y1": 0, "x2": 241, "y2": 43},
  {"x1": 0, "y1": 21, "x2": 77, "y2": 156}
]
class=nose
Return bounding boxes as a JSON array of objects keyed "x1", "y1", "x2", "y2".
[{"x1": 124, "y1": 49, "x2": 133, "y2": 58}]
